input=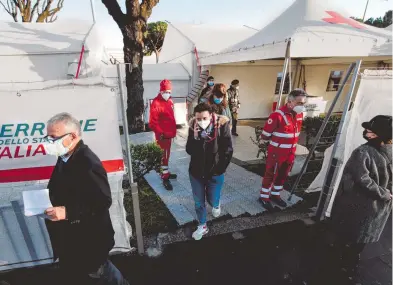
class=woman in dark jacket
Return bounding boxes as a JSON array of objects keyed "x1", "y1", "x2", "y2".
[
  {"x1": 331, "y1": 115, "x2": 392, "y2": 278},
  {"x1": 208, "y1": 83, "x2": 232, "y2": 124},
  {"x1": 186, "y1": 103, "x2": 233, "y2": 240}
]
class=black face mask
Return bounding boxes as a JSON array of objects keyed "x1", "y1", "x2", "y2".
[{"x1": 363, "y1": 130, "x2": 383, "y2": 147}]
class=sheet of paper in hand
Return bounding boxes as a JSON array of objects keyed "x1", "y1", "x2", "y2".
[{"x1": 22, "y1": 189, "x2": 53, "y2": 217}]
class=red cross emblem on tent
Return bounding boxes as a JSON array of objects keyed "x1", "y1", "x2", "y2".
[{"x1": 322, "y1": 11, "x2": 365, "y2": 29}]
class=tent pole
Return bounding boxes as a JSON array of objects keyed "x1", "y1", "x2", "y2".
[
  {"x1": 297, "y1": 65, "x2": 303, "y2": 89},
  {"x1": 287, "y1": 62, "x2": 357, "y2": 202},
  {"x1": 276, "y1": 40, "x2": 291, "y2": 110},
  {"x1": 315, "y1": 59, "x2": 363, "y2": 220},
  {"x1": 289, "y1": 58, "x2": 292, "y2": 92},
  {"x1": 117, "y1": 64, "x2": 144, "y2": 254},
  {"x1": 292, "y1": 60, "x2": 300, "y2": 90}
]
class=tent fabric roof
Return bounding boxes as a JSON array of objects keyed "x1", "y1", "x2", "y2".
[
  {"x1": 0, "y1": 20, "x2": 96, "y2": 55},
  {"x1": 168, "y1": 23, "x2": 258, "y2": 54},
  {"x1": 201, "y1": 0, "x2": 392, "y2": 65}
]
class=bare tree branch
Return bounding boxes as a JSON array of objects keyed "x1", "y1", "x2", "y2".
[
  {"x1": 0, "y1": 1, "x2": 12, "y2": 14},
  {"x1": 0, "y1": 0, "x2": 18, "y2": 21},
  {"x1": 30, "y1": 0, "x2": 41, "y2": 21},
  {"x1": 101, "y1": 0, "x2": 125, "y2": 28}
]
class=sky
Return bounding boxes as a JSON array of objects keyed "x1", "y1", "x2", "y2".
[{"x1": 0, "y1": 0, "x2": 392, "y2": 48}]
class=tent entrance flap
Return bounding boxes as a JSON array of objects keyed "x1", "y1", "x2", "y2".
[{"x1": 276, "y1": 40, "x2": 291, "y2": 110}]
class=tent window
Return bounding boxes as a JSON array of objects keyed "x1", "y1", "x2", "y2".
[
  {"x1": 274, "y1": 72, "x2": 292, "y2": 95},
  {"x1": 326, "y1": 71, "x2": 343, "y2": 92}
]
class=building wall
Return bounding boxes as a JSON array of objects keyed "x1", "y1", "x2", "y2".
[{"x1": 210, "y1": 59, "x2": 390, "y2": 119}]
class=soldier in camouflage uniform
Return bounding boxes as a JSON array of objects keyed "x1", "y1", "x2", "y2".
[{"x1": 227, "y1": 79, "x2": 240, "y2": 136}]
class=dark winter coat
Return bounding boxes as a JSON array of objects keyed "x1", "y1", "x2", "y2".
[
  {"x1": 186, "y1": 115, "x2": 233, "y2": 179},
  {"x1": 199, "y1": 86, "x2": 213, "y2": 103},
  {"x1": 331, "y1": 143, "x2": 392, "y2": 244},
  {"x1": 45, "y1": 140, "x2": 115, "y2": 273}
]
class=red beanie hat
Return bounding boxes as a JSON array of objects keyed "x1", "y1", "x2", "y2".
[{"x1": 160, "y1": 79, "x2": 172, "y2": 92}]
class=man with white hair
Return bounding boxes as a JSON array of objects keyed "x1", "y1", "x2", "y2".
[
  {"x1": 258, "y1": 89, "x2": 307, "y2": 211},
  {"x1": 43, "y1": 112, "x2": 129, "y2": 285}
]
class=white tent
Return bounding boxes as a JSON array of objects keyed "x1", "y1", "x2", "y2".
[
  {"x1": 0, "y1": 20, "x2": 104, "y2": 82},
  {"x1": 201, "y1": 0, "x2": 391, "y2": 65},
  {"x1": 196, "y1": 0, "x2": 391, "y2": 119},
  {"x1": 159, "y1": 22, "x2": 258, "y2": 95}
]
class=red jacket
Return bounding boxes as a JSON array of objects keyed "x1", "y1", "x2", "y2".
[
  {"x1": 261, "y1": 105, "x2": 303, "y2": 156},
  {"x1": 149, "y1": 94, "x2": 177, "y2": 139}
]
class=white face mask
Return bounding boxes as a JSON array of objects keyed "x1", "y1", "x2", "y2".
[
  {"x1": 293, "y1": 105, "x2": 306, "y2": 114},
  {"x1": 235, "y1": 86, "x2": 239, "y2": 90},
  {"x1": 44, "y1": 136, "x2": 72, "y2": 157},
  {"x1": 197, "y1": 119, "x2": 211, "y2": 130},
  {"x1": 162, "y1": 92, "x2": 171, "y2": 101}
]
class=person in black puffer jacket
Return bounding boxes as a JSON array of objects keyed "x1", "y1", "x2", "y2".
[{"x1": 186, "y1": 103, "x2": 233, "y2": 241}]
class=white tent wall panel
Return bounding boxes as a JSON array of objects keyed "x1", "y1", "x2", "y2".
[
  {"x1": 0, "y1": 52, "x2": 101, "y2": 82},
  {"x1": 158, "y1": 25, "x2": 194, "y2": 65}
]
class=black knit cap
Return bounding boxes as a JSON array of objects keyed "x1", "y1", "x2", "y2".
[{"x1": 362, "y1": 115, "x2": 393, "y2": 141}]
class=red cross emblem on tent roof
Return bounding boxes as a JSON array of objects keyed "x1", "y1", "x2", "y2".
[{"x1": 322, "y1": 11, "x2": 366, "y2": 30}]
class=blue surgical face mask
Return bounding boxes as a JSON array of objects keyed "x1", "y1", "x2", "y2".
[
  {"x1": 208, "y1": 81, "x2": 214, "y2": 87},
  {"x1": 214, "y1": 97, "x2": 223, "y2": 104}
]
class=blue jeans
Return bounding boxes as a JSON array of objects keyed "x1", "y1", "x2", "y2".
[{"x1": 189, "y1": 174, "x2": 225, "y2": 225}]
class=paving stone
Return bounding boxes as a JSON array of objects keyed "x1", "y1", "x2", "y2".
[{"x1": 132, "y1": 131, "x2": 302, "y2": 226}]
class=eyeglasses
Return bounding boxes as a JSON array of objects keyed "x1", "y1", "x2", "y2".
[{"x1": 43, "y1": 133, "x2": 71, "y2": 144}]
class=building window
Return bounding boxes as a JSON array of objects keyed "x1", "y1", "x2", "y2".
[
  {"x1": 326, "y1": 71, "x2": 343, "y2": 92},
  {"x1": 274, "y1": 72, "x2": 292, "y2": 94}
]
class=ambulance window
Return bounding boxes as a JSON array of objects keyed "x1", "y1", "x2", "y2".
[
  {"x1": 274, "y1": 72, "x2": 292, "y2": 95},
  {"x1": 326, "y1": 71, "x2": 343, "y2": 92}
]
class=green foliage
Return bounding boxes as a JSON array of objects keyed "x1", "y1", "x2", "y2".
[
  {"x1": 302, "y1": 115, "x2": 342, "y2": 152},
  {"x1": 383, "y1": 10, "x2": 392, "y2": 27},
  {"x1": 130, "y1": 142, "x2": 163, "y2": 181},
  {"x1": 124, "y1": 179, "x2": 178, "y2": 235},
  {"x1": 144, "y1": 21, "x2": 168, "y2": 62},
  {"x1": 251, "y1": 126, "x2": 269, "y2": 160},
  {"x1": 352, "y1": 10, "x2": 392, "y2": 28}
]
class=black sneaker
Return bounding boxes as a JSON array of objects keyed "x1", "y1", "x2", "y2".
[
  {"x1": 258, "y1": 198, "x2": 274, "y2": 212},
  {"x1": 163, "y1": 179, "x2": 173, "y2": 191},
  {"x1": 168, "y1": 173, "x2": 177, "y2": 180},
  {"x1": 271, "y1": 196, "x2": 287, "y2": 207},
  {"x1": 232, "y1": 133, "x2": 239, "y2": 136}
]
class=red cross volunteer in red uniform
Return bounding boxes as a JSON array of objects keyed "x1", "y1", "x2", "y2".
[
  {"x1": 149, "y1": 79, "x2": 177, "y2": 191},
  {"x1": 259, "y1": 89, "x2": 307, "y2": 211}
]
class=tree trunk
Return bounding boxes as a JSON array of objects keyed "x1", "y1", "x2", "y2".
[
  {"x1": 154, "y1": 49, "x2": 160, "y2": 63},
  {"x1": 123, "y1": 22, "x2": 146, "y2": 133}
]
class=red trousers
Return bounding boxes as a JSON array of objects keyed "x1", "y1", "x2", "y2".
[
  {"x1": 260, "y1": 152, "x2": 295, "y2": 201},
  {"x1": 155, "y1": 134, "x2": 172, "y2": 180}
]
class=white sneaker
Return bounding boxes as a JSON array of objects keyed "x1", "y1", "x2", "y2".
[
  {"x1": 192, "y1": 224, "x2": 209, "y2": 240},
  {"x1": 212, "y1": 205, "x2": 221, "y2": 218}
]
